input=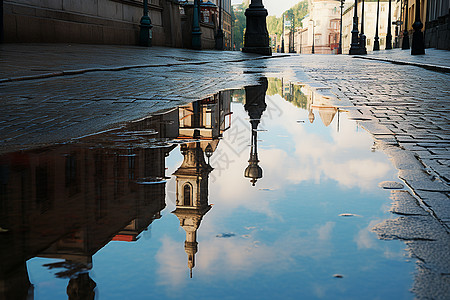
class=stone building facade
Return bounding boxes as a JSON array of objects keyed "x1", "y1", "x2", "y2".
[{"x1": 1, "y1": 0, "x2": 231, "y2": 49}]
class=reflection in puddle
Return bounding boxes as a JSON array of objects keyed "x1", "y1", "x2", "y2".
[{"x1": 0, "y1": 78, "x2": 416, "y2": 299}]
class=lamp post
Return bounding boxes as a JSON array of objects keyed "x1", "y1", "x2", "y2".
[
  {"x1": 192, "y1": 0, "x2": 202, "y2": 50},
  {"x1": 139, "y1": 0, "x2": 153, "y2": 47},
  {"x1": 402, "y1": 0, "x2": 410, "y2": 49},
  {"x1": 349, "y1": 0, "x2": 361, "y2": 54},
  {"x1": 216, "y1": 0, "x2": 224, "y2": 50},
  {"x1": 242, "y1": 0, "x2": 272, "y2": 55},
  {"x1": 310, "y1": 20, "x2": 315, "y2": 54},
  {"x1": 373, "y1": 0, "x2": 380, "y2": 50},
  {"x1": 386, "y1": 0, "x2": 393, "y2": 49},
  {"x1": 290, "y1": 17, "x2": 295, "y2": 53},
  {"x1": 338, "y1": 0, "x2": 345, "y2": 54},
  {"x1": 359, "y1": 0, "x2": 367, "y2": 54},
  {"x1": 281, "y1": 14, "x2": 285, "y2": 53},
  {"x1": 411, "y1": 0, "x2": 425, "y2": 54}
]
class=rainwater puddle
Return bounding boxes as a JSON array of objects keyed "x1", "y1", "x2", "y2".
[{"x1": 0, "y1": 78, "x2": 415, "y2": 299}]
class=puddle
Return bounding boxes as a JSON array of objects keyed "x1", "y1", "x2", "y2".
[{"x1": 0, "y1": 78, "x2": 415, "y2": 299}]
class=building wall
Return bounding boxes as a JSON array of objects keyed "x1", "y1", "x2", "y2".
[
  {"x1": 2, "y1": 0, "x2": 181, "y2": 46},
  {"x1": 424, "y1": 0, "x2": 449, "y2": 49}
]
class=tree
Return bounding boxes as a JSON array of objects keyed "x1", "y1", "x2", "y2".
[
  {"x1": 266, "y1": 1, "x2": 308, "y2": 38},
  {"x1": 232, "y1": 0, "x2": 249, "y2": 50}
]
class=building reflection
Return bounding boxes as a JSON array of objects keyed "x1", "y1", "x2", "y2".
[
  {"x1": 273, "y1": 78, "x2": 340, "y2": 129},
  {"x1": 0, "y1": 90, "x2": 233, "y2": 296},
  {"x1": 244, "y1": 78, "x2": 268, "y2": 186},
  {"x1": 172, "y1": 90, "x2": 232, "y2": 277}
]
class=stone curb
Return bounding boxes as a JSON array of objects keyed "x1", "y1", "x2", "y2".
[
  {"x1": 352, "y1": 55, "x2": 450, "y2": 73},
  {"x1": 0, "y1": 54, "x2": 289, "y2": 84}
]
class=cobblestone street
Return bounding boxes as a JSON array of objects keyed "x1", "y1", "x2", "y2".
[{"x1": 1, "y1": 44, "x2": 449, "y2": 299}]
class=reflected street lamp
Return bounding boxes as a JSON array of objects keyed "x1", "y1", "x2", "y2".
[{"x1": 205, "y1": 144, "x2": 213, "y2": 164}]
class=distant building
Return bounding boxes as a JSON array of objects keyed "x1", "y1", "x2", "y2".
[{"x1": 297, "y1": 0, "x2": 342, "y2": 54}]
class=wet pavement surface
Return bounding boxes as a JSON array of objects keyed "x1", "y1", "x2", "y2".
[{"x1": 1, "y1": 44, "x2": 449, "y2": 299}]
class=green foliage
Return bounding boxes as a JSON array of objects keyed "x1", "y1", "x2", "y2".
[
  {"x1": 266, "y1": 78, "x2": 282, "y2": 96},
  {"x1": 232, "y1": 1, "x2": 249, "y2": 50},
  {"x1": 266, "y1": 1, "x2": 309, "y2": 37}
]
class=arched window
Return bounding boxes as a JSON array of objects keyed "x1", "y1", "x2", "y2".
[{"x1": 183, "y1": 184, "x2": 192, "y2": 206}]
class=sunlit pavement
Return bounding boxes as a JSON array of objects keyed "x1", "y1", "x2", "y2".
[{"x1": 1, "y1": 44, "x2": 449, "y2": 225}]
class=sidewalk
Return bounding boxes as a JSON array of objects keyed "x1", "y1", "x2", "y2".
[
  {"x1": 2, "y1": 44, "x2": 449, "y2": 83},
  {"x1": 353, "y1": 48, "x2": 450, "y2": 73}
]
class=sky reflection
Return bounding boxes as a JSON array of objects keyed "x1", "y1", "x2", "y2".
[{"x1": 11, "y1": 79, "x2": 416, "y2": 299}]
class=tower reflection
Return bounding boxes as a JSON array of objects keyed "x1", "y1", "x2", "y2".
[
  {"x1": 244, "y1": 78, "x2": 268, "y2": 186},
  {"x1": 172, "y1": 91, "x2": 232, "y2": 277}
]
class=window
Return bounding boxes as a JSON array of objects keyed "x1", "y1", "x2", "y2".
[{"x1": 183, "y1": 184, "x2": 192, "y2": 206}]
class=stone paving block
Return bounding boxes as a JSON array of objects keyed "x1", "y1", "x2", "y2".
[
  {"x1": 399, "y1": 169, "x2": 450, "y2": 192},
  {"x1": 413, "y1": 190, "x2": 450, "y2": 222},
  {"x1": 389, "y1": 190, "x2": 429, "y2": 216}
]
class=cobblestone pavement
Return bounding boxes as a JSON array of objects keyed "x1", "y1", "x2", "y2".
[{"x1": 1, "y1": 43, "x2": 449, "y2": 298}]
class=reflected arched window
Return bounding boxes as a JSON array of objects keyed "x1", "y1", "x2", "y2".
[{"x1": 183, "y1": 184, "x2": 192, "y2": 206}]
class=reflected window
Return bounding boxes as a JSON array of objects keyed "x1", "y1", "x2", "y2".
[{"x1": 183, "y1": 184, "x2": 192, "y2": 206}]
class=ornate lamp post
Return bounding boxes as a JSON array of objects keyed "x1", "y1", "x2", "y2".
[
  {"x1": 386, "y1": 0, "x2": 393, "y2": 49},
  {"x1": 139, "y1": 0, "x2": 153, "y2": 47},
  {"x1": 338, "y1": 0, "x2": 345, "y2": 54},
  {"x1": 402, "y1": 0, "x2": 410, "y2": 49},
  {"x1": 349, "y1": 0, "x2": 361, "y2": 54},
  {"x1": 192, "y1": 0, "x2": 202, "y2": 50},
  {"x1": 373, "y1": 0, "x2": 380, "y2": 50},
  {"x1": 242, "y1": 0, "x2": 272, "y2": 55},
  {"x1": 359, "y1": 0, "x2": 367, "y2": 54},
  {"x1": 216, "y1": 0, "x2": 224, "y2": 50},
  {"x1": 411, "y1": 0, "x2": 425, "y2": 54}
]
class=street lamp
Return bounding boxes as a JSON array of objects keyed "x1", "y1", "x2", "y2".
[
  {"x1": 401, "y1": 0, "x2": 410, "y2": 49},
  {"x1": 310, "y1": 20, "x2": 315, "y2": 54},
  {"x1": 242, "y1": 0, "x2": 272, "y2": 55},
  {"x1": 349, "y1": 0, "x2": 361, "y2": 54},
  {"x1": 359, "y1": 0, "x2": 367, "y2": 54},
  {"x1": 216, "y1": 0, "x2": 224, "y2": 50},
  {"x1": 192, "y1": 0, "x2": 202, "y2": 50},
  {"x1": 373, "y1": 0, "x2": 380, "y2": 50},
  {"x1": 139, "y1": 0, "x2": 153, "y2": 47},
  {"x1": 411, "y1": 0, "x2": 425, "y2": 54},
  {"x1": 281, "y1": 14, "x2": 285, "y2": 53},
  {"x1": 386, "y1": 0, "x2": 393, "y2": 49},
  {"x1": 338, "y1": 0, "x2": 345, "y2": 54}
]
